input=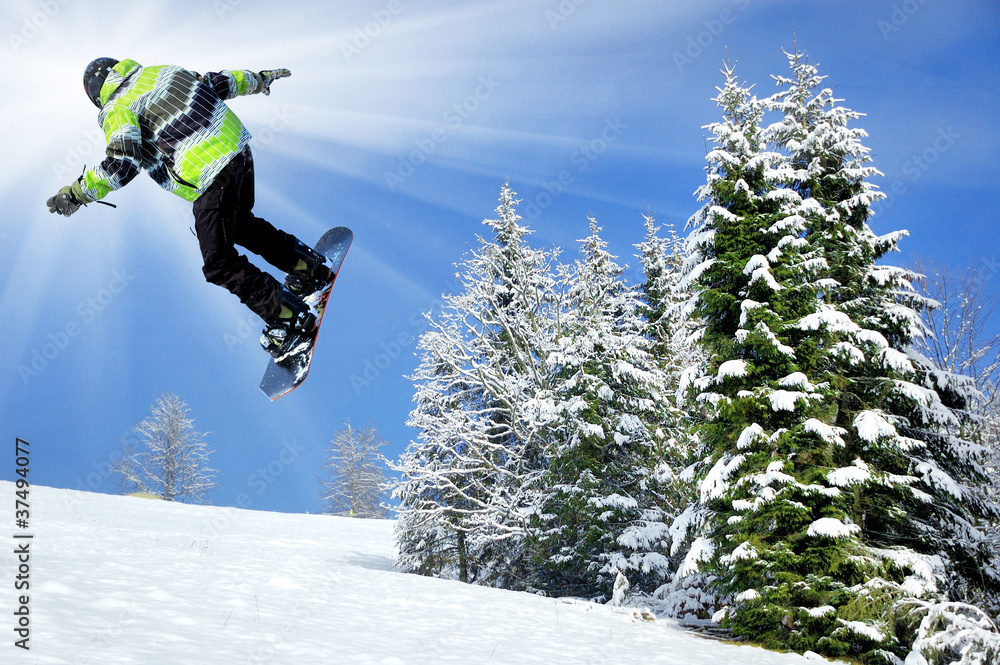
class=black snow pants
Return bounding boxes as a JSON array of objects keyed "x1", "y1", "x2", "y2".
[{"x1": 192, "y1": 146, "x2": 298, "y2": 324}]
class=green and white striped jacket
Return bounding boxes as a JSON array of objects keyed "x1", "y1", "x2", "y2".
[{"x1": 82, "y1": 59, "x2": 266, "y2": 203}]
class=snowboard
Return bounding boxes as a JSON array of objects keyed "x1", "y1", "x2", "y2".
[{"x1": 259, "y1": 226, "x2": 353, "y2": 401}]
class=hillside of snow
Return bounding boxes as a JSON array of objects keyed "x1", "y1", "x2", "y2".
[{"x1": 1, "y1": 483, "x2": 822, "y2": 664}]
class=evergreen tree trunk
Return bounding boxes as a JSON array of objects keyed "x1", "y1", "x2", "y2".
[{"x1": 458, "y1": 530, "x2": 469, "y2": 584}]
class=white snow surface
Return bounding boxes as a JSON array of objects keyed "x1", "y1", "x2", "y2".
[
  {"x1": 736, "y1": 423, "x2": 765, "y2": 450},
  {"x1": 742, "y1": 254, "x2": 772, "y2": 275},
  {"x1": 807, "y1": 517, "x2": 861, "y2": 539},
  {"x1": 769, "y1": 390, "x2": 816, "y2": 412},
  {"x1": 827, "y1": 459, "x2": 872, "y2": 487},
  {"x1": 717, "y1": 359, "x2": 749, "y2": 381},
  {"x1": 854, "y1": 410, "x2": 898, "y2": 443},
  {"x1": 675, "y1": 536, "x2": 716, "y2": 580},
  {"x1": 0, "y1": 483, "x2": 822, "y2": 664},
  {"x1": 838, "y1": 619, "x2": 885, "y2": 643},
  {"x1": 778, "y1": 373, "x2": 813, "y2": 390},
  {"x1": 746, "y1": 266, "x2": 784, "y2": 292},
  {"x1": 803, "y1": 419, "x2": 846, "y2": 446},
  {"x1": 796, "y1": 309, "x2": 859, "y2": 334},
  {"x1": 700, "y1": 454, "x2": 746, "y2": 502}
]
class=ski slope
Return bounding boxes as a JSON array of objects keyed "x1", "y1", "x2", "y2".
[{"x1": 1, "y1": 483, "x2": 822, "y2": 664}]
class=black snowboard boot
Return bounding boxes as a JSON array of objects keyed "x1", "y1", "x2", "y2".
[
  {"x1": 260, "y1": 287, "x2": 317, "y2": 359},
  {"x1": 285, "y1": 240, "x2": 333, "y2": 297}
]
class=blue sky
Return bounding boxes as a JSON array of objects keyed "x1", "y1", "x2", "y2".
[{"x1": 1, "y1": 0, "x2": 997, "y2": 514}]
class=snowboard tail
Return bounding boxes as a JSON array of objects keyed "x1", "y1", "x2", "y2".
[{"x1": 259, "y1": 226, "x2": 353, "y2": 400}]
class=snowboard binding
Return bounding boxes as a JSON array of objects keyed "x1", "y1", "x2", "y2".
[
  {"x1": 260, "y1": 287, "x2": 317, "y2": 360},
  {"x1": 285, "y1": 240, "x2": 334, "y2": 297}
]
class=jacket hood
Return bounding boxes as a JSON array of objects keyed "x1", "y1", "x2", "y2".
[{"x1": 99, "y1": 59, "x2": 142, "y2": 107}]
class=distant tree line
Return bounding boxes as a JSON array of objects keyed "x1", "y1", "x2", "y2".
[{"x1": 112, "y1": 398, "x2": 392, "y2": 519}]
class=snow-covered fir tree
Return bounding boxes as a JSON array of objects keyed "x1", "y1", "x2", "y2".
[
  {"x1": 663, "y1": 60, "x2": 874, "y2": 656},
  {"x1": 635, "y1": 215, "x2": 708, "y2": 413},
  {"x1": 767, "y1": 45, "x2": 1000, "y2": 632},
  {"x1": 633, "y1": 214, "x2": 710, "y2": 578},
  {"x1": 394, "y1": 334, "x2": 489, "y2": 580},
  {"x1": 662, "y1": 52, "x2": 1000, "y2": 663},
  {"x1": 635, "y1": 215, "x2": 680, "y2": 362},
  {"x1": 527, "y1": 220, "x2": 676, "y2": 599},
  {"x1": 394, "y1": 184, "x2": 561, "y2": 588},
  {"x1": 911, "y1": 260, "x2": 1000, "y2": 582},
  {"x1": 393, "y1": 53, "x2": 999, "y2": 661},
  {"x1": 634, "y1": 215, "x2": 707, "y2": 488}
]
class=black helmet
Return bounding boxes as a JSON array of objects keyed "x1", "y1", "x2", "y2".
[{"x1": 83, "y1": 57, "x2": 118, "y2": 108}]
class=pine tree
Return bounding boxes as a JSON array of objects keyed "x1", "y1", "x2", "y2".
[
  {"x1": 635, "y1": 214, "x2": 707, "y2": 483},
  {"x1": 911, "y1": 258, "x2": 1000, "y2": 458},
  {"x1": 636, "y1": 215, "x2": 708, "y2": 407},
  {"x1": 394, "y1": 333, "x2": 489, "y2": 581},
  {"x1": 663, "y1": 59, "x2": 906, "y2": 658},
  {"x1": 528, "y1": 220, "x2": 675, "y2": 599},
  {"x1": 661, "y1": 49, "x2": 1000, "y2": 662},
  {"x1": 767, "y1": 47, "x2": 1000, "y2": 628},
  {"x1": 911, "y1": 260, "x2": 1000, "y2": 583},
  {"x1": 635, "y1": 214, "x2": 678, "y2": 360},
  {"x1": 395, "y1": 183, "x2": 561, "y2": 588}
]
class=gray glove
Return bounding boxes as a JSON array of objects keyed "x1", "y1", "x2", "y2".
[
  {"x1": 258, "y1": 69, "x2": 291, "y2": 96},
  {"x1": 46, "y1": 179, "x2": 92, "y2": 217}
]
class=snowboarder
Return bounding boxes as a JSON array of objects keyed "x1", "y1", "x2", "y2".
[{"x1": 46, "y1": 58, "x2": 333, "y2": 358}]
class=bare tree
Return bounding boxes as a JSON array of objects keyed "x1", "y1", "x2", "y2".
[
  {"x1": 113, "y1": 393, "x2": 218, "y2": 503},
  {"x1": 912, "y1": 259, "x2": 1000, "y2": 568},
  {"x1": 321, "y1": 422, "x2": 390, "y2": 518},
  {"x1": 912, "y1": 258, "x2": 1000, "y2": 446}
]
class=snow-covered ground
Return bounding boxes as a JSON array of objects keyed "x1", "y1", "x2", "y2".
[{"x1": 1, "y1": 483, "x2": 821, "y2": 664}]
